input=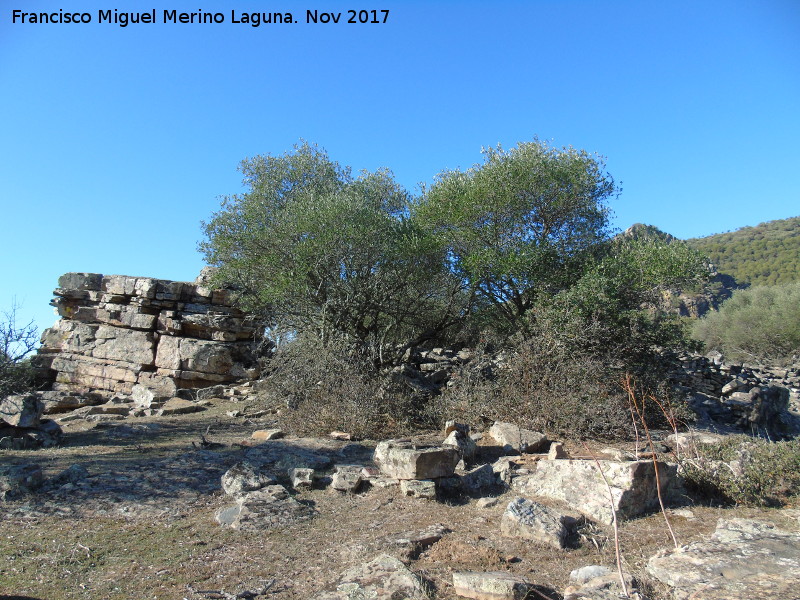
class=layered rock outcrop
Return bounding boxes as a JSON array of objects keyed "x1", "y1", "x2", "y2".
[{"x1": 35, "y1": 272, "x2": 261, "y2": 397}]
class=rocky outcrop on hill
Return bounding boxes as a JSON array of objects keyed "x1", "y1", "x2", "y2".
[{"x1": 35, "y1": 272, "x2": 262, "y2": 397}]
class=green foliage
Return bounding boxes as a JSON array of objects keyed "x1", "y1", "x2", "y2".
[
  {"x1": 416, "y1": 139, "x2": 617, "y2": 330},
  {"x1": 681, "y1": 436, "x2": 800, "y2": 506},
  {"x1": 687, "y1": 216, "x2": 800, "y2": 286},
  {"x1": 693, "y1": 282, "x2": 800, "y2": 365},
  {"x1": 200, "y1": 142, "x2": 465, "y2": 365},
  {"x1": 1, "y1": 305, "x2": 38, "y2": 397}
]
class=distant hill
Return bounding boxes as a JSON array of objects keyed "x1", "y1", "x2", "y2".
[{"x1": 686, "y1": 216, "x2": 800, "y2": 287}]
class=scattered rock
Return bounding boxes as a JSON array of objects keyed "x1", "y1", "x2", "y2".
[
  {"x1": 0, "y1": 464, "x2": 43, "y2": 500},
  {"x1": 548, "y1": 442, "x2": 568, "y2": 459},
  {"x1": 331, "y1": 465, "x2": 363, "y2": 493},
  {"x1": 215, "y1": 484, "x2": 315, "y2": 530},
  {"x1": 329, "y1": 431, "x2": 352, "y2": 441},
  {"x1": 563, "y1": 571, "x2": 642, "y2": 600},
  {"x1": 500, "y1": 497, "x2": 571, "y2": 549},
  {"x1": 461, "y1": 464, "x2": 497, "y2": 494},
  {"x1": 476, "y1": 497, "x2": 499, "y2": 509},
  {"x1": 444, "y1": 429, "x2": 479, "y2": 462},
  {"x1": 400, "y1": 479, "x2": 437, "y2": 499},
  {"x1": 158, "y1": 398, "x2": 205, "y2": 416},
  {"x1": 251, "y1": 429, "x2": 285, "y2": 441},
  {"x1": 289, "y1": 467, "x2": 315, "y2": 489},
  {"x1": 317, "y1": 554, "x2": 427, "y2": 600},
  {"x1": 569, "y1": 566, "x2": 613, "y2": 585}
]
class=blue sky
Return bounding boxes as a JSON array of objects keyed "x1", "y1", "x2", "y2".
[{"x1": 1, "y1": 0, "x2": 798, "y2": 336}]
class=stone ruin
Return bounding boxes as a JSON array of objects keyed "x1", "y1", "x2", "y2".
[{"x1": 35, "y1": 271, "x2": 262, "y2": 398}]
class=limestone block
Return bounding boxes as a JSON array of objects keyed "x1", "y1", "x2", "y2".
[
  {"x1": 647, "y1": 518, "x2": 800, "y2": 600},
  {"x1": 289, "y1": 467, "x2": 315, "y2": 489},
  {"x1": 374, "y1": 440, "x2": 461, "y2": 480},
  {"x1": 452, "y1": 571, "x2": 532, "y2": 600},
  {"x1": 91, "y1": 325, "x2": 155, "y2": 365},
  {"x1": 500, "y1": 497, "x2": 570, "y2": 549},
  {"x1": 489, "y1": 421, "x2": 548, "y2": 453},
  {"x1": 331, "y1": 465, "x2": 363, "y2": 492},
  {"x1": 512, "y1": 459, "x2": 683, "y2": 524},
  {"x1": 58, "y1": 272, "x2": 103, "y2": 291}
]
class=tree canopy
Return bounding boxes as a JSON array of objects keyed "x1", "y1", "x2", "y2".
[
  {"x1": 415, "y1": 140, "x2": 617, "y2": 329},
  {"x1": 200, "y1": 140, "x2": 704, "y2": 368}
]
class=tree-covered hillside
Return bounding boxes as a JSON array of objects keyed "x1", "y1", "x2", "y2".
[{"x1": 686, "y1": 216, "x2": 800, "y2": 286}]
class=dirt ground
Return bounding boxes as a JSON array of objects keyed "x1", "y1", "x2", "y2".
[{"x1": 2, "y1": 399, "x2": 797, "y2": 600}]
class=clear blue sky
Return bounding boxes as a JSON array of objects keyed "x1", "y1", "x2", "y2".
[{"x1": 1, "y1": 0, "x2": 798, "y2": 336}]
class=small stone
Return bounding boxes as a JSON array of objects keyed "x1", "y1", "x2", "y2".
[
  {"x1": 476, "y1": 497, "x2": 499, "y2": 509},
  {"x1": 289, "y1": 467, "x2": 315, "y2": 489},
  {"x1": 251, "y1": 429, "x2": 284, "y2": 441},
  {"x1": 569, "y1": 565, "x2": 612, "y2": 584},
  {"x1": 400, "y1": 479, "x2": 436, "y2": 499},
  {"x1": 329, "y1": 431, "x2": 352, "y2": 441},
  {"x1": 331, "y1": 465, "x2": 363, "y2": 493}
]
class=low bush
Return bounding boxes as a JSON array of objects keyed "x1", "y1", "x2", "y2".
[
  {"x1": 260, "y1": 336, "x2": 413, "y2": 439},
  {"x1": 680, "y1": 435, "x2": 800, "y2": 506}
]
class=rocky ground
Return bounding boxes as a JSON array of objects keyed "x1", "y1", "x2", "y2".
[{"x1": 2, "y1": 393, "x2": 800, "y2": 600}]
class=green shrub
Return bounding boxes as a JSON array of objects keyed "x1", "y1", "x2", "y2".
[
  {"x1": 681, "y1": 436, "x2": 800, "y2": 506},
  {"x1": 693, "y1": 282, "x2": 800, "y2": 365}
]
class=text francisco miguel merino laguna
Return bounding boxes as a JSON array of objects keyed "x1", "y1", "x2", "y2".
[{"x1": 10, "y1": 8, "x2": 391, "y2": 27}]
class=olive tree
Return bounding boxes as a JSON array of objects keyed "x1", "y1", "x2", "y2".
[
  {"x1": 415, "y1": 139, "x2": 617, "y2": 330},
  {"x1": 200, "y1": 142, "x2": 465, "y2": 365}
]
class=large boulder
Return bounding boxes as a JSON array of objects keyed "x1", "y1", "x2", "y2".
[
  {"x1": 512, "y1": 459, "x2": 683, "y2": 524},
  {"x1": 647, "y1": 518, "x2": 800, "y2": 600},
  {"x1": 374, "y1": 440, "x2": 460, "y2": 480},
  {"x1": 0, "y1": 394, "x2": 44, "y2": 428}
]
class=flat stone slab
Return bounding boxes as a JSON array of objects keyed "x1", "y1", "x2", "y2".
[
  {"x1": 500, "y1": 497, "x2": 570, "y2": 549},
  {"x1": 453, "y1": 571, "x2": 532, "y2": 600},
  {"x1": 317, "y1": 554, "x2": 427, "y2": 600},
  {"x1": 374, "y1": 439, "x2": 460, "y2": 480},
  {"x1": 512, "y1": 459, "x2": 682, "y2": 524},
  {"x1": 215, "y1": 484, "x2": 315, "y2": 530},
  {"x1": 647, "y1": 518, "x2": 800, "y2": 600}
]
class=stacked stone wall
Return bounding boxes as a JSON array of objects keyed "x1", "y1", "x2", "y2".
[{"x1": 35, "y1": 272, "x2": 261, "y2": 396}]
